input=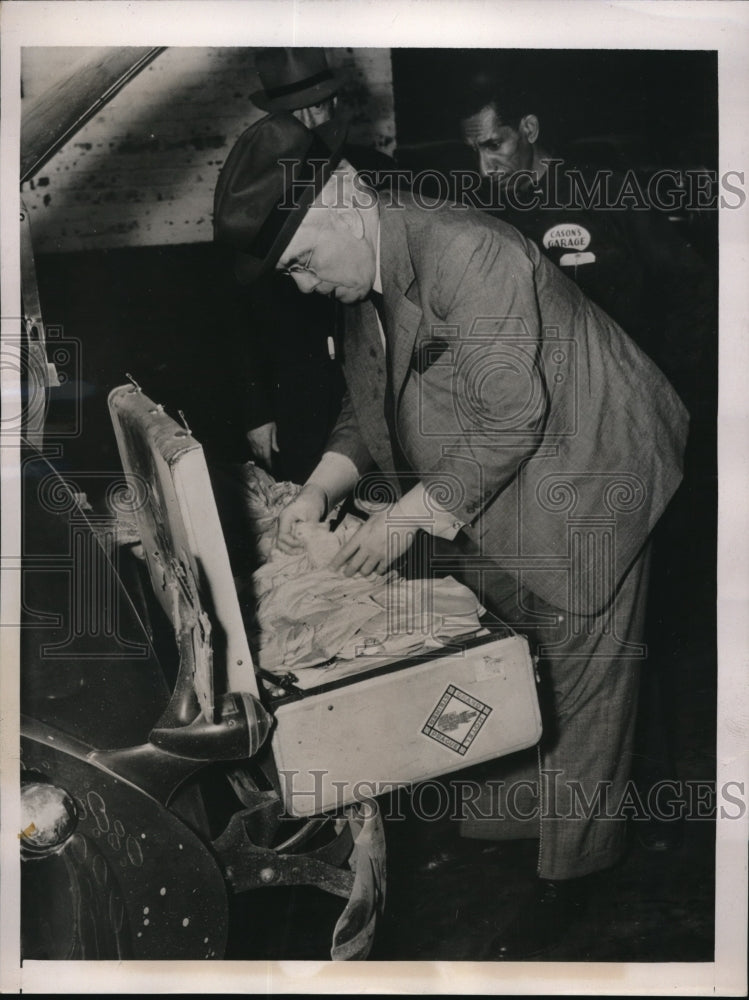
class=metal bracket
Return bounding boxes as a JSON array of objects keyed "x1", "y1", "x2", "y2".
[
  {"x1": 212, "y1": 798, "x2": 387, "y2": 960},
  {"x1": 213, "y1": 805, "x2": 355, "y2": 899}
]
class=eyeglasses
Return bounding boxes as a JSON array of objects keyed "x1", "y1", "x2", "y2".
[
  {"x1": 277, "y1": 212, "x2": 332, "y2": 279},
  {"x1": 278, "y1": 246, "x2": 316, "y2": 279}
]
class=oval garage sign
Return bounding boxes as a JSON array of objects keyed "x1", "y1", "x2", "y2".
[{"x1": 543, "y1": 223, "x2": 591, "y2": 250}]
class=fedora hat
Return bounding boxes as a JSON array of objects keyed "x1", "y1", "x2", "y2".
[
  {"x1": 251, "y1": 48, "x2": 339, "y2": 112},
  {"x1": 213, "y1": 112, "x2": 347, "y2": 285}
]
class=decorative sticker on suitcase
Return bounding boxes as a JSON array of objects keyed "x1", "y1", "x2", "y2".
[{"x1": 421, "y1": 685, "x2": 492, "y2": 755}]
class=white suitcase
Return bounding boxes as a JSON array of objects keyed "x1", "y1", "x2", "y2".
[{"x1": 271, "y1": 631, "x2": 541, "y2": 816}]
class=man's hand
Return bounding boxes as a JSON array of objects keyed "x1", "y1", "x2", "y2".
[
  {"x1": 276, "y1": 483, "x2": 328, "y2": 554},
  {"x1": 330, "y1": 508, "x2": 417, "y2": 577},
  {"x1": 247, "y1": 421, "x2": 279, "y2": 470}
]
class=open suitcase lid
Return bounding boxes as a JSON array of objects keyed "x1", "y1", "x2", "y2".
[
  {"x1": 108, "y1": 382, "x2": 259, "y2": 718},
  {"x1": 107, "y1": 383, "x2": 515, "y2": 710}
]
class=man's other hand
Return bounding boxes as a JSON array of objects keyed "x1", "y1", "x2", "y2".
[
  {"x1": 276, "y1": 483, "x2": 328, "y2": 554},
  {"x1": 247, "y1": 421, "x2": 279, "y2": 469},
  {"x1": 330, "y1": 509, "x2": 416, "y2": 577}
]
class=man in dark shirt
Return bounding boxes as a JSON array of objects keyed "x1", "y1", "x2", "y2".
[{"x1": 455, "y1": 75, "x2": 714, "y2": 404}]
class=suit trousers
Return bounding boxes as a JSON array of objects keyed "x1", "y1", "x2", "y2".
[{"x1": 458, "y1": 542, "x2": 651, "y2": 880}]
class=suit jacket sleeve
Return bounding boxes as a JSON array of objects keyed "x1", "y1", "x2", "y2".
[
  {"x1": 419, "y1": 226, "x2": 549, "y2": 524},
  {"x1": 324, "y1": 387, "x2": 376, "y2": 475}
]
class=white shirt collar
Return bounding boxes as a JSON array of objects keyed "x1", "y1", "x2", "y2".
[{"x1": 373, "y1": 215, "x2": 382, "y2": 295}]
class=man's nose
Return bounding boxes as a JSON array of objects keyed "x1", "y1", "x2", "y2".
[
  {"x1": 292, "y1": 271, "x2": 320, "y2": 294},
  {"x1": 477, "y1": 150, "x2": 497, "y2": 178}
]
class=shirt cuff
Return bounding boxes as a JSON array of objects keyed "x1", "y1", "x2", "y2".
[{"x1": 393, "y1": 483, "x2": 465, "y2": 540}]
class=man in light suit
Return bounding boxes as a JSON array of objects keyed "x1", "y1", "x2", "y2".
[{"x1": 214, "y1": 112, "x2": 689, "y2": 959}]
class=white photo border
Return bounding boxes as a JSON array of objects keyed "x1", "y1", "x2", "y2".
[{"x1": 1, "y1": 1, "x2": 747, "y2": 994}]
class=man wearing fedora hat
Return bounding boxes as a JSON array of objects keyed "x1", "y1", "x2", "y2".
[
  {"x1": 214, "y1": 111, "x2": 688, "y2": 959},
  {"x1": 252, "y1": 47, "x2": 340, "y2": 125},
  {"x1": 238, "y1": 48, "x2": 393, "y2": 483}
]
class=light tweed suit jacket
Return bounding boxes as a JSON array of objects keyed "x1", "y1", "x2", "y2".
[{"x1": 326, "y1": 194, "x2": 689, "y2": 616}]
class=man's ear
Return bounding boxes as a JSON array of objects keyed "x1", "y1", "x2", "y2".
[
  {"x1": 332, "y1": 205, "x2": 365, "y2": 240},
  {"x1": 519, "y1": 114, "x2": 540, "y2": 145}
]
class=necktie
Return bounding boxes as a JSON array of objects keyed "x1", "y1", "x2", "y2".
[
  {"x1": 369, "y1": 291, "x2": 412, "y2": 479},
  {"x1": 369, "y1": 290, "x2": 386, "y2": 340}
]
